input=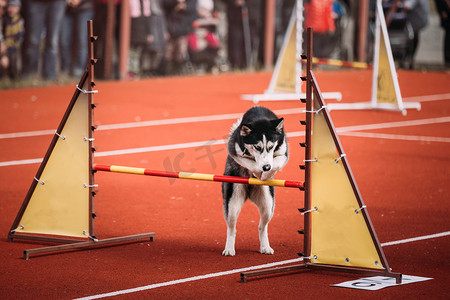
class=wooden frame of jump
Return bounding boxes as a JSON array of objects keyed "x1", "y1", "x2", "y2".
[
  {"x1": 8, "y1": 21, "x2": 154, "y2": 259},
  {"x1": 240, "y1": 28, "x2": 402, "y2": 284}
]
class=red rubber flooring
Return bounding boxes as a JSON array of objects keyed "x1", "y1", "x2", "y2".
[{"x1": 0, "y1": 69, "x2": 449, "y2": 299}]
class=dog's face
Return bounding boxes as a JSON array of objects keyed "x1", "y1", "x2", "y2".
[{"x1": 238, "y1": 118, "x2": 284, "y2": 178}]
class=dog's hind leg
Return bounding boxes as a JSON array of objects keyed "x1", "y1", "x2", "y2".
[
  {"x1": 222, "y1": 183, "x2": 247, "y2": 256},
  {"x1": 250, "y1": 186, "x2": 275, "y2": 255}
]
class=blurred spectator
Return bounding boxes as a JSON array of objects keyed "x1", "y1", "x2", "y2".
[
  {"x1": 59, "y1": 0, "x2": 94, "y2": 78},
  {"x1": 129, "y1": 0, "x2": 167, "y2": 78},
  {"x1": 280, "y1": 0, "x2": 295, "y2": 31},
  {"x1": 223, "y1": 0, "x2": 262, "y2": 70},
  {"x1": 163, "y1": 0, "x2": 197, "y2": 75},
  {"x1": 187, "y1": 0, "x2": 220, "y2": 72},
  {"x1": 0, "y1": 0, "x2": 8, "y2": 77},
  {"x1": 94, "y1": 0, "x2": 120, "y2": 79},
  {"x1": 197, "y1": 0, "x2": 213, "y2": 17},
  {"x1": 2, "y1": 0, "x2": 24, "y2": 79},
  {"x1": 128, "y1": 0, "x2": 152, "y2": 78},
  {"x1": 434, "y1": 0, "x2": 450, "y2": 67},
  {"x1": 304, "y1": 0, "x2": 336, "y2": 58},
  {"x1": 403, "y1": 0, "x2": 429, "y2": 69},
  {"x1": 144, "y1": 0, "x2": 167, "y2": 76},
  {"x1": 22, "y1": 0, "x2": 66, "y2": 80}
]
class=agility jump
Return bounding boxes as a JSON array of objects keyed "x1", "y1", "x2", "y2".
[
  {"x1": 8, "y1": 21, "x2": 303, "y2": 260},
  {"x1": 93, "y1": 164, "x2": 303, "y2": 189}
]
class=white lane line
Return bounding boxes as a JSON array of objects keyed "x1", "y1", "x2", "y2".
[
  {"x1": 74, "y1": 258, "x2": 305, "y2": 300},
  {"x1": 334, "y1": 116, "x2": 450, "y2": 133},
  {"x1": 1, "y1": 117, "x2": 449, "y2": 168},
  {"x1": 95, "y1": 139, "x2": 228, "y2": 157},
  {"x1": 0, "y1": 158, "x2": 44, "y2": 167},
  {"x1": 0, "y1": 139, "x2": 230, "y2": 167},
  {"x1": 339, "y1": 132, "x2": 450, "y2": 143},
  {"x1": 74, "y1": 231, "x2": 450, "y2": 300},
  {"x1": 0, "y1": 129, "x2": 55, "y2": 139},
  {"x1": 0, "y1": 139, "x2": 228, "y2": 167},
  {"x1": 3, "y1": 91, "x2": 450, "y2": 140},
  {"x1": 403, "y1": 93, "x2": 450, "y2": 103},
  {"x1": 381, "y1": 231, "x2": 450, "y2": 247},
  {"x1": 0, "y1": 108, "x2": 303, "y2": 140}
]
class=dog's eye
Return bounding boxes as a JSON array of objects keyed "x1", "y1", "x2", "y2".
[
  {"x1": 253, "y1": 145, "x2": 262, "y2": 152},
  {"x1": 268, "y1": 145, "x2": 274, "y2": 151}
]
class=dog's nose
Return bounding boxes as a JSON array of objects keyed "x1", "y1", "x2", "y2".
[{"x1": 262, "y1": 164, "x2": 271, "y2": 172}]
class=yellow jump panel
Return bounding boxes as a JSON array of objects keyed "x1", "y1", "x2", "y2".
[
  {"x1": 375, "y1": 25, "x2": 397, "y2": 105},
  {"x1": 273, "y1": 12, "x2": 297, "y2": 93},
  {"x1": 17, "y1": 92, "x2": 91, "y2": 238},
  {"x1": 310, "y1": 111, "x2": 383, "y2": 269}
]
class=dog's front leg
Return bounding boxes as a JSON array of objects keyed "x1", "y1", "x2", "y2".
[
  {"x1": 251, "y1": 186, "x2": 275, "y2": 255},
  {"x1": 222, "y1": 184, "x2": 246, "y2": 256},
  {"x1": 258, "y1": 208, "x2": 274, "y2": 255},
  {"x1": 223, "y1": 221, "x2": 237, "y2": 256}
]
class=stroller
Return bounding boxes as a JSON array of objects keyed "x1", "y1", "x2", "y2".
[
  {"x1": 186, "y1": 17, "x2": 221, "y2": 73},
  {"x1": 383, "y1": 1, "x2": 415, "y2": 68}
]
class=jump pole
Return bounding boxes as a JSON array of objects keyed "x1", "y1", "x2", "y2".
[{"x1": 93, "y1": 164, "x2": 303, "y2": 189}]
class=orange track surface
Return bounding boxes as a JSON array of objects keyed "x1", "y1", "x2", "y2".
[{"x1": 0, "y1": 70, "x2": 449, "y2": 299}]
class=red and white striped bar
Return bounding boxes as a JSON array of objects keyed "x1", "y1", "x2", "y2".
[{"x1": 93, "y1": 164, "x2": 303, "y2": 188}]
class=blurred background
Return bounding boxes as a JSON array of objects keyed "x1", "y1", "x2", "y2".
[{"x1": 0, "y1": 0, "x2": 447, "y2": 87}]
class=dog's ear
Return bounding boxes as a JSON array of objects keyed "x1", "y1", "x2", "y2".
[
  {"x1": 240, "y1": 124, "x2": 252, "y2": 136},
  {"x1": 272, "y1": 118, "x2": 284, "y2": 133}
]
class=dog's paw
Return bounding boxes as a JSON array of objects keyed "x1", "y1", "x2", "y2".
[
  {"x1": 260, "y1": 173, "x2": 271, "y2": 181},
  {"x1": 261, "y1": 170, "x2": 277, "y2": 181},
  {"x1": 222, "y1": 248, "x2": 236, "y2": 256},
  {"x1": 260, "y1": 246, "x2": 274, "y2": 255},
  {"x1": 252, "y1": 172, "x2": 262, "y2": 180}
]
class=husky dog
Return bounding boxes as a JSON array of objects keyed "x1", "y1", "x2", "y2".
[{"x1": 222, "y1": 106, "x2": 288, "y2": 256}]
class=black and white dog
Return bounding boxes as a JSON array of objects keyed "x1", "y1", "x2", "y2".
[{"x1": 222, "y1": 106, "x2": 288, "y2": 256}]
